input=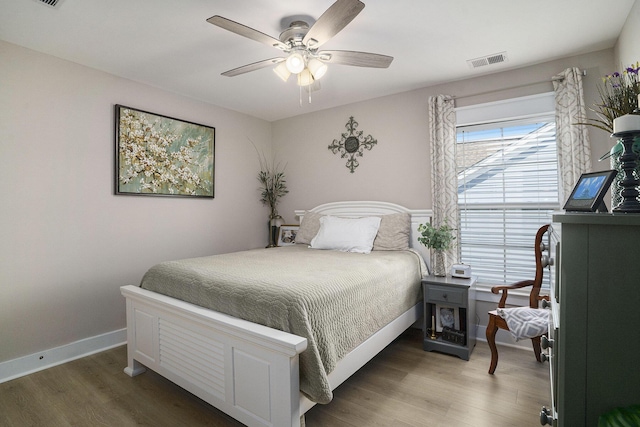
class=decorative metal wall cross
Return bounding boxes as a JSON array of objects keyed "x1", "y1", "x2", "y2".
[{"x1": 328, "y1": 116, "x2": 377, "y2": 173}]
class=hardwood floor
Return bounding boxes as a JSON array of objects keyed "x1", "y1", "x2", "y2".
[{"x1": 0, "y1": 328, "x2": 549, "y2": 427}]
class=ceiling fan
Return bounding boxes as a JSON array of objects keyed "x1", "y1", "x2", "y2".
[{"x1": 206, "y1": 0, "x2": 393, "y2": 89}]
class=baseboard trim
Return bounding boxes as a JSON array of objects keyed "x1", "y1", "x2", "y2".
[
  {"x1": 0, "y1": 324, "x2": 533, "y2": 384},
  {"x1": 0, "y1": 328, "x2": 126, "y2": 384}
]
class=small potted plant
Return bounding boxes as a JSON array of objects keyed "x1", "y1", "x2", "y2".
[
  {"x1": 598, "y1": 404, "x2": 640, "y2": 427},
  {"x1": 417, "y1": 220, "x2": 456, "y2": 276}
]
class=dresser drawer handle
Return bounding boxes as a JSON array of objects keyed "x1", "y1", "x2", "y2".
[
  {"x1": 541, "y1": 336, "x2": 553, "y2": 349},
  {"x1": 540, "y1": 407, "x2": 554, "y2": 425},
  {"x1": 541, "y1": 255, "x2": 550, "y2": 268},
  {"x1": 541, "y1": 299, "x2": 551, "y2": 309}
]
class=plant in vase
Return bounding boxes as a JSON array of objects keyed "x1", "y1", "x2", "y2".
[
  {"x1": 581, "y1": 62, "x2": 639, "y2": 134},
  {"x1": 258, "y1": 167, "x2": 288, "y2": 246},
  {"x1": 598, "y1": 404, "x2": 640, "y2": 427},
  {"x1": 252, "y1": 142, "x2": 289, "y2": 247},
  {"x1": 579, "y1": 61, "x2": 640, "y2": 209},
  {"x1": 417, "y1": 220, "x2": 456, "y2": 277}
]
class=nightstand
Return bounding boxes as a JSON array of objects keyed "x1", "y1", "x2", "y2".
[{"x1": 422, "y1": 275, "x2": 477, "y2": 360}]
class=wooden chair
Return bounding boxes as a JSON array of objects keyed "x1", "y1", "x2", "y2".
[{"x1": 486, "y1": 224, "x2": 550, "y2": 374}]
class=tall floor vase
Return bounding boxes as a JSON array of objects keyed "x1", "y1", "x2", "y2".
[{"x1": 267, "y1": 215, "x2": 284, "y2": 248}]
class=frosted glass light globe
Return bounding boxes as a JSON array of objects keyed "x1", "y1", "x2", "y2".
[{"x1": 285, "y1": 53, "x2": 305, "y2": 74}]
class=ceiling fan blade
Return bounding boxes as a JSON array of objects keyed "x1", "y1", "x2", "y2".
[
  {"x1": 207, "y1": 16, "x2": 289, "y2": 51},
  {"x1": 303, "y1": 0, "x2": 365, "y2": 48},
  {"x1": 319, "y1": 50, "x2": 393, "y2": 68},
  {"x1": 221, "y1": 58, "x2": 285, "y2": 77}
]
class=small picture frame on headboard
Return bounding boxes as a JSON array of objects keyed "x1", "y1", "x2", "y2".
[
  {"x1": 277, "y1": 225, "x2": 300, "y2": 246},
  {"x1": 563, "y1": 170, "x2": 617, "y2": 212}
]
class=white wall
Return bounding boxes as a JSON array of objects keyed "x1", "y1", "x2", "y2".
[
  {"x1": 0, "y1": 40, "x2": 272, "y2": 364},
  {"x1": 615, "y1": 0, "x2": 640, "y2": 68},
  {"x1": 271, "y1": 91, "x2": 431, "y2": 221}
]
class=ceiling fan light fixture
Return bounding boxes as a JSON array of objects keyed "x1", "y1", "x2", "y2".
[
  {"x1": 285, "y1": 52, "x2": 305, "y2": 74},
  {"x1": 297, "y1": 68, "x2": 315, "y2": 87},
  {"x1": 273, "y1": 62, "x2": 291, "y2": 82},
  {"x1": 307, "y1": 58, "x2": 327, "y2": 80},
  {"x1": 208, "y1": 0, "x2": 393, "y2": 105}
]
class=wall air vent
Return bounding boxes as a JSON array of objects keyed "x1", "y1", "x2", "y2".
[
  {"x1": 34, "y1": 0, "x2": 65, "y2": 8},
  {"x1": 467, "y1": 52, "x2": 508, "y2": 69}
]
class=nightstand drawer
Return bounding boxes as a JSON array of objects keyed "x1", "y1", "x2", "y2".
[{"x1": 426, "y1": 285, "x2": 464, "y2": 305}]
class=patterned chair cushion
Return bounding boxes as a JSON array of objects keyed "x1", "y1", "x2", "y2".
[{"x1": 496, "y1": 307, "x2": 549, "y2": 341}]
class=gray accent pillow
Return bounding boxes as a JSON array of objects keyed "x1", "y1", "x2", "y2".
[
  {"x1": 294, "y1": 211, "x2": 324, "y2": 244},
  {"x1": 373, "y1": 212, "x2": 410, "y2": 251}
]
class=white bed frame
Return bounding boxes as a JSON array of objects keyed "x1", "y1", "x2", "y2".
[{"x1": 121, "y1": 201, "x2": 432, "y2": 427}]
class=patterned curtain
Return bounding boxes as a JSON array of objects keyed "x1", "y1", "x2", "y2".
[
  {"x1": 428, "y1": 95, "x2": 459, "y2": 276},
  {"x1": 553, "y1": 67, "x2": 592, "y2": 203}
]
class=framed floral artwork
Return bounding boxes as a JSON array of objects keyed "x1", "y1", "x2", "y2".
[
  {"x1": 277, "y1": 225, "x2": 299, "y2": 246},
  {"x1": 115, "y1": 105, "x2": 215, "y2": 198}
]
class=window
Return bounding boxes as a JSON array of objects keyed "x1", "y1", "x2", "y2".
[{"x1": 455, "y1": 94, "x2": 558, "y2": 288}]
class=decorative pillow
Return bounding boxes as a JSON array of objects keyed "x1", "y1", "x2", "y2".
[
  {"x1": 373, "y1": 212, "x2": 411, "y2": 251},
  {"x1": 496, "y1": 307, "x2": 549, "y2": 341},
  {"x1": 294, "y1": 211, "x2": 324, "y2": 244},
  {"x1": 310, "y1": 215, "x2": 382, "y2": 254}
]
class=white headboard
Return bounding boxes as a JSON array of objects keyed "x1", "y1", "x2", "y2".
[{"x1": 294, "y1": 201, "x2": 433, "y2": 267}]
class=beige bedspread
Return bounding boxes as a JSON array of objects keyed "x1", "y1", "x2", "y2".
[{"x1": 139, "y1": 244, "x2": 425, "y2": 404}]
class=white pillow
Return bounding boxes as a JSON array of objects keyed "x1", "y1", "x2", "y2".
[{"x1": 310, "y1": 215, "x2": 382, "y2": 254}]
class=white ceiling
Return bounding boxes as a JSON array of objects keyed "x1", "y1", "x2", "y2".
[{"x1": 0, "y1": 0, "x2": 635, "y2": 122}]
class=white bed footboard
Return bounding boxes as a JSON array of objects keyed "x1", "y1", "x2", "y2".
[
  {"x1": 121, "y1": 285, "x2": 308, "y2": 427},
  {"x1": 121, "y1": 201, "x2": 431, "y2": 427}
]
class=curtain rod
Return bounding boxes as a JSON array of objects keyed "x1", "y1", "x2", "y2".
[{"x1": 451, "y1": 69, "x2": 586, "y2": 101}]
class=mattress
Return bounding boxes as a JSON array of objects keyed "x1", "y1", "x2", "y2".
[{"x1": 139, "y1": 244, "x2": 425, "y2": 403}]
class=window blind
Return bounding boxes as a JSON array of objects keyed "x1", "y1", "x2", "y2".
[{"x1": 456, "y1": 116, "x2": 558, "y2": 287}]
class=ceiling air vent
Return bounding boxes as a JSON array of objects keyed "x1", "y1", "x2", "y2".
[
  {"x1": 467, "y1": 52, "x2": 508, "y2": 69},
  {"x1": 34, "y1": 0, "x2": 65, "y2": 8}
]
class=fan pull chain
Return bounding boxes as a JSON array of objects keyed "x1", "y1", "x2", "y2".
[{"x1": 298, "y1": 84, "x2": 312, "y2": 107}]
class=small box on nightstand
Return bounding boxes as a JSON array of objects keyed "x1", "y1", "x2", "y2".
[{"x1": 442, "y1": 327, "x2": 465, "y2": 345}]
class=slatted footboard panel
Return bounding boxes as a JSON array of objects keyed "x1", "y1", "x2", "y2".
[
  {"x1": 159, "y1": 319, "x2": 226, "y2": 399},
  {"x1": 121, "y1": 285, "x2": 308, "y2": 427}
]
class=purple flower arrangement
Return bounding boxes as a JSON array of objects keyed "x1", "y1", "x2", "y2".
[{"x1": 583, "y1": 61, "x2": 640, "y2": 134}]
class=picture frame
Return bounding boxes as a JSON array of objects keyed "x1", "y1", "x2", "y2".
[
  {"x1": 435, "y1": 305, "x2": 460, "y2": 332},
  {"x1": 115, "y1": 104, "x2": 215, "y2": 198},
  {"x1": 563, "y1": 170, "x2": 617, "y2": 212},
  {"x1": 277, "y1": 225, "x2": 300, "y2": 246}
]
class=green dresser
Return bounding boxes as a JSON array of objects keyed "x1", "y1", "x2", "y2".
[{"x1": 548, "y1": 213, "x2": 640, "y2": 426}]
